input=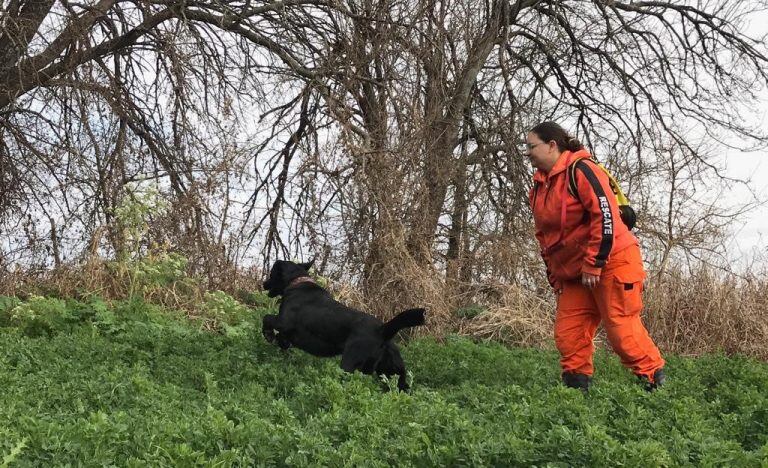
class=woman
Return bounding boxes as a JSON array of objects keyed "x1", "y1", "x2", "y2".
[{"x1": 526, "y1": 121, "x2": 665, "y2": 392}]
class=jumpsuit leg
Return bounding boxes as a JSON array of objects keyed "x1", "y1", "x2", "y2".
[
  {"x1": 593, "y1": 245, "x2": 665, "y2": 381},
  {"x1": 555, "y1": 281, "x2": 602, "y2": 376}
]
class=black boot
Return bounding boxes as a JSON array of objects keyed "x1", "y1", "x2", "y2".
[
  {"x1": 562, "y1": 372, "x2": 592, "y2": 393},
  {"x1": 638, "y1": 368, "x2": 666, "y2": 392}
]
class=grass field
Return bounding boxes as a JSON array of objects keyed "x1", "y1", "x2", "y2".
[{"x1": 1, "y1": 295, "x2": 767, "y2": 466}]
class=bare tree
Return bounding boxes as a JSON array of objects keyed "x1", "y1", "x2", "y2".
[{"x1": 1, "y1": 0, "x2": 767, "y2": 316}]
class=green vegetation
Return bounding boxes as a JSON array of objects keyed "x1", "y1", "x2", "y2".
[{"x1": 1, "y1": 294, "x2": 766, "y2": 466}]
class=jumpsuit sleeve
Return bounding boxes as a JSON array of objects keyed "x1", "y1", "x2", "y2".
[
  {"x1": 572, "y1": 160, "x2": 621, "y2": 277},
  {"x1": 530, "y1": 184, "x2": 560, "y2": 290}
]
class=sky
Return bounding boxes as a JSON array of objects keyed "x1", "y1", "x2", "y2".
[
  {"x1": 720, "y1": 11, "x2": 768, "y2": 267},
  {"x1": 722, "y1": 152, "x2": 768, "y2": 266}
]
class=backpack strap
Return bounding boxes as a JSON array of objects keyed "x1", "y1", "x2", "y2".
[
  {"x1": 568, "y1": 158, "x2": 637, "y2": 230},
  {"x1": 567, "y1": 156, "x2": 592, "y2": 201},
  {"x1": 568, "y1": 158, "x2": 631, "y2": 206}
]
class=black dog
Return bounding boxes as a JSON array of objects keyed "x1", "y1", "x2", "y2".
[{"x1": 261, "y1": 260, "x2": 425, "y2": 391}]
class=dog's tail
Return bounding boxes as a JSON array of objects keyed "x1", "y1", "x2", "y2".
[{"x1": 381, "y1": 308, "x2": 426, "y2": 341}]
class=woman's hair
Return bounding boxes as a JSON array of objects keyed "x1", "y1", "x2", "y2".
[{"x1": 530, "y1": 121, "x2": 583, "y2": 152}]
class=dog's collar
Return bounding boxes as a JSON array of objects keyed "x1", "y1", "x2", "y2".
[{"x1": 286, "y1": 276, "x2": 316, "y2": 290}]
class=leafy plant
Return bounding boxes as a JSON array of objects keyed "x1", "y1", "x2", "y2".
[
  {"x1": 1, "y1": 297, "x2": 767, "y2": 466},
  {"x1": 199, "y1": 290, "x2": 256, "y2": 336}
]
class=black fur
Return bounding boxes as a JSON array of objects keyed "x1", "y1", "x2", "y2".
[{"x1": 262, "y1": 260, "x2": 426, "y2": 391}]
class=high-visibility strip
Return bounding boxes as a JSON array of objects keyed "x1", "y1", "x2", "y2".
[{"x1": 573, "y1": 160, "x2": 613, "y2": 267}]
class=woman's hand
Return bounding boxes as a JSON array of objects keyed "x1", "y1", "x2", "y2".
[{"x1": 581, "y1": 272, "x2": 600, "y2": 289}]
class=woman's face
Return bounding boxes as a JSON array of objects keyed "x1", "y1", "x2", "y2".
[{"x1": 525, "y1": 132, "x2": 558, "y2": 172}]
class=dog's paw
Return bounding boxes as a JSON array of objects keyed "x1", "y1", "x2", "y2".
[{"x1": 262, "y1": 328, "x2": 278, "y2": 344}]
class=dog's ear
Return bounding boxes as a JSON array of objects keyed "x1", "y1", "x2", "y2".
[
  {"x1": 299, "y1": 257, "x2": 315, "y2": 272},
  {"x1": 380, "y1": 308, "x2": 426, "y2": 341}
]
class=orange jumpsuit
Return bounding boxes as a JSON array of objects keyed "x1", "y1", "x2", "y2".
[{"x1": 529, "y1": 150, "x2": 664, "y2": 382}]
